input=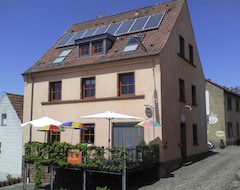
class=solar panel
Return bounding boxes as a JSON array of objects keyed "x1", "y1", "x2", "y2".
[
  {"x1": 129, "y1": 16, "x2": 149, "y2": 33},
  {"x1": 106, "y1": 22, "x2": 122, "y2": 35},
  {"x1": 66, "y1": 30, "x2": 86, "y2": 45},
  {"x1": 56, "y1": 33, "x2": 76, "y2": 47},
  {"x1": 56, "y1": 12, "x2": 165, "y2": 47},
  {"x1": 94, "y1": 25, "x2": 110, "y2": 36},
  {"x1": 82, "y1": 28, "x2": 98, "y2": 38},
  {"x1": 144, "y1": 13, "x2": 164, "y2": 30},
  {"x1": 115, "y1": 19, "x2": 135, "y2": 35}
]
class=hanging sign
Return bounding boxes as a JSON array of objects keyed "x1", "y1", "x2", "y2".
[{"x1": 145, "y1": 107, "x2": 152, "y2": 118}]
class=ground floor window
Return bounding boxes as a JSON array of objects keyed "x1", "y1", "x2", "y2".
[
  {"x1": 113, "y1": 122, "x2": 143, "y2": 147},
  {"x1": 81, "y1": 124, "x2": 95, "y2": 144}
]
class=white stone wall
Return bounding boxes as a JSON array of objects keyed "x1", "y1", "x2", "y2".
[{"x1": 0, "y1": 94, "x2": 22, "y2": 181}]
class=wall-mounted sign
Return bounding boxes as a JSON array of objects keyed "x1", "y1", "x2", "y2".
[
  {"x1": 215, "y1": 130, "x2": 225, "y2": 137},
  {"x1": 181, "y1": 114, "x2": 186, "y2": 122},
  {"x1": 145, "y1": 107, "x2": 152, "y2": 118},
  {"x1": 67, "y1": 152, "x2": 82, "y2": 164},
  {"x1": 208, "y1": 115, "x2": 218, "y2": 124}
]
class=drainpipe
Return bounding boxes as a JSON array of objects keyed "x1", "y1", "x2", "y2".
[
  {"x1": 134, "y1": 36, "x2": 160, "y2": 122},
  {"x1": 29, "y1": 72, "x2": 34, "y2": 142}
]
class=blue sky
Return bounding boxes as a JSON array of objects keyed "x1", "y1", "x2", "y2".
[{"x1": 0, "y1": 0, "x2": 239, "y2": 95}]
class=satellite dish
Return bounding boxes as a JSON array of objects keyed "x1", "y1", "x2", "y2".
[{"x1": 97, "y1": 11, "x2": 104, "y2": 19}]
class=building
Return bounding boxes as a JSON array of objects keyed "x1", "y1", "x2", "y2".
[
  {"x1": 0, "y1": 93, "x2": 23, "y2": 181},
  {"x1": 206, "y1": 79, "x2": 240, "y2": 147},
  {"x1": 22, "y1": 0, "x2": 207, "y2": 170}
]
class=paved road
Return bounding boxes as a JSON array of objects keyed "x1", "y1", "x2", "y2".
[{"x1": 139, "y1": 146, "x2": 240, "y2": 190}]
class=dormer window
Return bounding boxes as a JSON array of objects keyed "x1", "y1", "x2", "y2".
[
  {"x1": 92, "y1": 41, "x2": 103, "y2": 55},
  {"x1": 52, "y1": 49, "x2": 72, "y2": 64},
  {"x1": 79, "y1": 44, "x2": 90, "y2": 57},
  {"x1": 123, "y1": 34, "x2": 144, "y2": 52},
  {"x1": 76, "y1": 33, "x2": 116, "y2": 58}
]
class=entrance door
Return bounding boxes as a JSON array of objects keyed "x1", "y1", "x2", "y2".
[{"x1": 180, "y1": 123, "x2": 187, "y2": 159}]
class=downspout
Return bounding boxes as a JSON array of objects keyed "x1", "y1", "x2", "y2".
[{"x1": 29, "y1": 72, "x2": 34, "y2": 142}]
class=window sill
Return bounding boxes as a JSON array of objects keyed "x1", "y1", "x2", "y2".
[
  {"x1": 177, "y1": 53, "x2": 196, "y2": 67},
  {"x1": 42, "y1": 95, "x2": 145, "y2": 105}
]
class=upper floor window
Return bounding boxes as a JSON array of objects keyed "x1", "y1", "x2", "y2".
[
  {"x1": 192, "y1": 85, "x2": 197, "y2": 106},
  {"x1": 189, "y1": 44, "x2": 194, "y2": 64},
  {"x1": 118, "y1": 72, "x2": 135, "y2": 96},
  {"x1": 52, "y1": 49, "x2": 72, "y2": 64},
  {"x1": 179, "y1": 79, "x2": 185, "y2": 102},
  {"x1": 79, "y1": 44, "x2": 90, "y2": 57},
  {"x1": 227, "y1": 97, "x2": 232, "y2": 110},
  {"x1": 179, "y1": 36, "x2": 185, "y2": 57},
  {"x1": 82, "y1": 77, "x2": 95, "y2": 99},
  {"x1": 1, "y1": 114, "x2": 7, "y2": 126},
  {"x1": 92, "y1": 41, "x2": 103, "y2": 55},
  {"x1": 236, "y1": 100, "x2": 240, "y2": 112},
  {"x1": 49, "y1": 81, "x2": 61, "y2": 101},
  {"x1": 81, "y1": 124, "x2": 95, "y2": 144}
]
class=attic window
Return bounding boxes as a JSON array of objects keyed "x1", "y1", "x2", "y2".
[
  {"x1": 52, "y1": 49, "x2": 72, "y2": 64},
  {"x1": 123, "y1": 35, "x2": 144, "y2": 52}
]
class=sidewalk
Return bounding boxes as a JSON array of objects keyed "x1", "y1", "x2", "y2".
[{"x1": 0, "y1": 183, "x2": 38, "y2": 190}]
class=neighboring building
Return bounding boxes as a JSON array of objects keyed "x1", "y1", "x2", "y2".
[
  {"x1": 0, "y1": 93, "x2": 23, "y2": 181},
  {"x1": 206, "y1": 79, "x2": 240, "y2": 147},
  {"x1": 22, "y1": 0, "x2": 207, "y2": 170}
]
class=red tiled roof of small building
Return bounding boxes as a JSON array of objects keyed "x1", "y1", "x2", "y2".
[{"x1": 6, "y1": 93, "x2": 24, "y2": 123}]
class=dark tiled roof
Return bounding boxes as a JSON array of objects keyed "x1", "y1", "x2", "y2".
[
  {"x1": 6, "y1": 93, "x2": 24, "y2": 122},
  {"x1": 23, "y1": 0, "x2": 185, "y2": 74}
]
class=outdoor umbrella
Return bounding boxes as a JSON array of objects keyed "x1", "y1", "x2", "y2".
[
  {"x1": 59, "y1": 121, "x2": 86, "y2": 129},
  {"x1": 135, "y1": 119, "x2": 161, "y2": 127},
  {"x1": 37, "y1": 124, "x2": 65, "y2": 132},
  {"x1": 135, "y1": 119, "x2": 161, "y2": 142},
  {"x1": 59, "y1": 121, "x2": 86, "y2": 143},
  {"x1": 21, "y1": 116, "x2": 62, "y2": 127},
  {"x1": 81, "y1": 111, "x2": 143, "y2": 148},
  {"x1": 37, "y1": 124, "x2": 65, "y2": 142}
]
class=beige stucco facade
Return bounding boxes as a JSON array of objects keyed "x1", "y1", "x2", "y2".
[{"x1": 22, "y1": 0, "x2": 207, "y2": 164}]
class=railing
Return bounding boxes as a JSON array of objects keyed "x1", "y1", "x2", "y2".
[{"x1": 24, "y1": 141, "x2": 159, "y2": 172}]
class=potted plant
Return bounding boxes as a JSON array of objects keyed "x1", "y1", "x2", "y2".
[{"x1": 220, "y1": 139, "x2": 225, "y2": 149}]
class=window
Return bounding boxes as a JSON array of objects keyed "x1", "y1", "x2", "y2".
[
  {"x1": 179, "y1": 79, "x2": 185, "y2": 102},
  {"x1": 192, "y1": 85, "x2": 197, "y2": 105},
  {"x1": 236, "y1": 100, "x2": 240, "y2": 112},
  {"x1": 227, "y1": 97, "x2": 232, "y2": 110},
  {"x1": 92, "y1": 41, "x2": 103, "y2": 55},
  {"x1": 179, "y1": 36, "x2": 185, "y2": 57},
  {"x1": 52, "y1": 49, "x2": 72, "y2": 64},
  {"x1": 119, "y1": 72, "x2": 135, "y2": 96},
  {"x1": 49, "y1": 81, "x2": 62, "y2": 101},
  {"x1": 82, "y1": 77, "x2": 95, "y2": 99},
  {"x1": 227, "y1": 122, "x2": 233, "y2": 137},
  {"x1": 79, "y1": 44, "x2": 90, "y2": 57},
  {"x1": 81, "y1": 124, "x2": 94, "y2": 143},
  {"x1": 1, "y1": 114, "x2": 7, "y2": 126},
  {"x1": 189, "y1": 44, "x2": 194, "y2": 64},
  {"x1": 193, "y1": 124, "x2": 198, "y2": 145},
  {"x1": 123, "y1": 35, "x2": 144, "y2": 52},
  {"x1": 48, "y1": 132, "x2": 61, "y2": 143}
]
